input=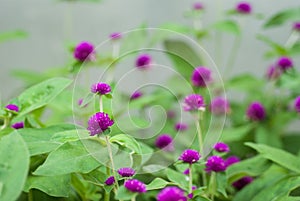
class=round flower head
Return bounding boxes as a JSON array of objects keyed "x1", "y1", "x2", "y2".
[
  {"x1": 104, "y1": 176, "x2": 115, "y2": 186},
  {"x1": 117, "y1": 167, "x2": 135, "y2": 177},
  {"x1": 294, "y1": 96, "x2": 300, "y2": 113},
  {"x1": 276, "y1": 56, "x2": 293, "y2": 71},
  {"x1": 179, "y1": 149, "x2": 201, "y2": 164},
  {"x1": 109, "y1": 32, "x2": 122, "y2": 40},
  {"x1": 11, "y1": 122, "x2": 24, "y2": 129},
  {"x1": 210, "y1": 97, "x2": 230, "y2": 115},
  {"x1": 193, "y1": 2, "x2": 204, "y2": 10},
  {"x1": 130, "y1": 91, "x2": 143, "y2": 100},
  {"x1": 5, "y1": 104, "x2": 19, "y2": 113},
  {"x1": 155, "y1": 134, "x2": 174, "y2": 151},
  {"x1": 174, "y1": 122, "x2": 188, "y2": 131},
  {"x1": 74, "y1": 41, "x2": 95, "y2": 62},
  {"x1": 157, "y1": 187, "x2": 187, "y2": 201},
  {"x1": 191, "y1": 66, "x2": 212, "y2": 87},
  {"x1": 135, "y1": 53, "x2": 152, "y2": 69},
  {"x1": 236, "y1": 2, "x2": 252, "y2": 14},
  {"x1": 246, "y1": 102, "x2": 266, "y2": 121},
  {"x1": 124, "y1": 179, "x2": 146, "y2": 193},
  {"x1": 183, "y1": 168, "x2": 190, "y2": 175},
  {"x1": 91, "y1": 82, "x2": 111, "y2": 95},
  {"x1": 205, "y1": 155, "x2": 227, "y2": 172},
  {"x1": 225, "y1": 156, "x2": 240, "y2": 167},
  {"x1": 183, "y1": 94, "x2": 205, "y2": 112},
  {"x1": 213, "y1": 142, "x2": 230, "y2": 153},
  {"x1": 87, "y1": 112, "x2": 114, "y2": 136},
  {"x1": 293, "y1": 22, "x2": 300, "y2": 32},
  {"x1": 266, "y1": 65, "x2": 281, "y2": 80},
  {"x1": 232, "y1": 176, "x2": 253, "y2": 190}
]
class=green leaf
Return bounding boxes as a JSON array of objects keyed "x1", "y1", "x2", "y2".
[
  {"x1": 254, "y1": 125, "x2": 282, "y2": 148},
  {"x1": 24, "y1": 175, "x2": 71, "y2": 197},
  {"x1": 110, "y1": 134, "x2": 142, "y2": 154},
  {"x1": 256, "y1": 34, "x2": 287, "y2": 56},
  {"x1": 0, "y1": 30, "x2": 27, "y2": 43},
  {"x1": 166, "y1": 168, "x2": 188, "y2": 190},
  {"x1": 115, "y1": 186, "x2": 136, "y2": 200},
  {"x1": 0, "y1": 132, "x2": 30, "y2": 201},
  {"x1": 246, "y1": 143, "x2": 300, "y2": 173},
  {"x1": 264, "y1": 7, "x2": 300, "y2": 28},
  {"x1": 216, "y1": 173, "x2": 227, "y2": 197},
  {"x1": 80, "y1": 93, "x2": 96, "y2": 108},
  {"x1": 221, "y1": 124, "x2": 252, "y2": 142},
  {"x1": 18, "y1": 77, "x2": 73, "y2": 117},
  {"x1": 11, "y1": 70, "x2": 49, "y2": 87},
  {"x1": 226, "y1": 73, "x2": 265, "y2": 92},
  {"x1": 212, "y1": 20, "x2": 241, "y2": 35},
  {"x1": 146, "y1": 178, "x2": 170, "y2": 190}
]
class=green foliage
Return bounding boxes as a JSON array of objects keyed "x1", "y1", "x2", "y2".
[
  {"x1": 264, "y1": 7, "x2": 300, "y2": 28},
  {"x1": 212, "y1": 20, "x2": 241, "y2": 35},
  {"x1": 0, "y1": 30, "x2": 27, "y2": 43}
]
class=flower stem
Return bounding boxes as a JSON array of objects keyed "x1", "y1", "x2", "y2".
[
  {"x1": 189, "y1": 164, "x2": 193, "y2": 194},
  {"x1": 105, "y1": 136, "x2": 119, "y2": 190},
  {"x1": 99, "y1": 95, "x2": 103, "y2": 113},
  {"x1": 104, "y1": 192, "x2": 110, "y2": 201},
  {"x1": 131, "y1": 195, "x2": 137, "y2": 201},
  {"x1": 208, "y1": 172, "x2": 216, "y2": 201},
  {"x1": 194, "y1": 113, "x2": 203, "y2": 154},
  {"x1": 224, "y1": 35, "x2": 242, "y2": 78}
]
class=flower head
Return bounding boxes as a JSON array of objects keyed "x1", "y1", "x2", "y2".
[
  {"x1": 179, "y1": 149, "x2": 201, "y2": 164},
  {"x1": 5, "y1": 104, "x2": 19, "y2": 113},
  {"x1": 210, "y1": 97, "x2": 230, "y2": 115},
  {"x1": 174, "y1": 122, "x2": 188, "y2": 131},
  {"x1": 74, "y1": 41, "x2": 95, "y2": 62},
  {"x1": 225, "y1": 156, "x2": 240, "y2": 167},
  {"x1": 157, "y1": 187, "x2": 187, "y2": 201},
  {"x1": 183, "y1": 168, "x2": 190, "y2": 175},
  {"x1": 91, "y1": 82, "x2": 111, "y2": 95},
  {"x1": 155, "y1": 134, "x2": 174, "y2": 151},
  {"x1": 236, "y1": 2, "x2": 252, "y2": 14},
  {"x1": 294, "y1": 96, "x2": 300, "y2": 113},
  {"x1": 205, "y1": 155, "x2": 227, "y2": 172},
  {"x1": 276, "y1": 56, "x2": 293, "y2": 71},
  {"x1": 183, "y1": 94, "x2": 205, "y2": 112},
  {"x1": 11, "y1": 122, "x2": 24, "y2": 129},
  {"x1": 104, "y1": 176, "x2": 115, "y2": 186},
  {"x1": 110, "y1": 32, "x2": 122, "y2": 40},
  {"x1": 130, "y1": 91, "x2": 143, "y2": 100},
  {"x1": 167, "y1": 110, "x2": 176, "y2": 119},
  {"x1": 246, "y1": 102, "x2": 266, "y2": 121},
  {"x1": 135, "y1": 53, "x2": 152, "y2": 69},
  {"x1": 87, "y1": 112, "x2": 114, "y2": 136},
  {"x1": 293, "y1": 22, "x2": 300, "y2": 32},
  {"x1": 266, "y1": 65, "x2": 281, "y2": 80},
  {"x1": 232, "y1": 176, "x2": 253, "y2": 190},
  {"x1": 124, "y1": 179, "x2": 146, "y2": 193},
  {"x1": 193, "y1": 2, "x2": 204, "y2": 10},
  {"x1": 213, "y1": 142, "x2": 230, "y2": 153},
  {"x1": 191, "y1": 66, "x2": 212, "y2": 87},
  {"x1": 117, "y1": 167, "x2": 135, "y2": 177}
]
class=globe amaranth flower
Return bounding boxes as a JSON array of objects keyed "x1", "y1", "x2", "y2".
[
  {"x1": 157, "y1": 187, "x2": 187, "y2": 201},
  {"x1": 276, "y1": 56, "x2": 293, "y2": 71},
  {"x1": 87, "y1": 112, "x2": 114, "y2": 136},
  {"x1": 130, "y1": 91, "x2": 143, "y2": 100},
  {"x1": 104, "y1": 176, "x2": 115, "y2": 186},
  {"x1": 191, "y1": 66, "x2": 212, "y2": 87},
  {"x1": 225, "y1": 156, "x2": 240, "y2": 167},
  {"x1": 183, "y1": 94, "x2": 205, "y2": 112},
  {"x1": 210, "y1": 97, "x2": 230, "y2": 115},
  {"x1": 179, "y1": 149, "x2": 201, "y2": 164},
  {"x1": 246, "y1": 101, "x2": 266, "y2": 121},
  {"x1": 205, "y1": 155, "x2": 227, "y2": 172},
  {"x1": 5, "y1": 104, "x2": 19, "y2": 113},
  {"x1": 109, "y1": 32, "x2": 122, "y2": 40},
  {"x1": 135, "y1": 53, "x2": 152, "y2": 69},
  {"x1": 91, "y1": 82, "x2": 111, "y2": 95},
  {"x1": 294, "y1": 96, "x2": 300, "y2": 113},
  {"x1": 232, "y1": 176, "x2": 253, "y2": 190},
  {"x1": 236, "y1": 2, "x2": 252, "y2": 14},
  {"x1": 11, "y1": 122, "x2": 24, "y2": 129},
  {"x1": 266, "y1": 65, "x2": 281, "y2": 80},
  {"x1": 213, "y1": 142, "x2": 230, "y2": 153},
  {"x1": 155, "y1": 134, "x2": 174, "y2": 151},
  {"x1": 183, "y1": 168, "x2": 190, "y2": 175},
  {"x1": 193, "y1": 2, "x2": 204, "y2": 10},
  {"x1": 117, "y1": 167, "x2": 135, "y2": 177},
  {"x1": 174, "y1": 122, "x2": 188, "y2": 131},
  {"x1": 74, "y1": 41, "x2": 95, "y2": 62},
  {"x1": 124, "y1": 179, "x2": 146, "y2": 193},
  {"x1": 293, "y1": 22, "x2": 300, "y2": 32}
]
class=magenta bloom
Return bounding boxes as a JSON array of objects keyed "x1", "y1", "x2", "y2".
[
  {"x1": 236, "y1": 2, "x2": 252, "y2": 14},
  {"x1": 183, "y1": 168, "x2": 190, "y2": 175},
  {"x1": 5, "y1": 104, "x2": 19, "y2": 113},
  {"x1": 276, "y1": 56, "x2": 293, "y2": 71},
  {"x1": 110, "y1": 32, "x2": 122, "y2": 40},
  {"x1": 74, "y1": 41, "x2": 95, "y2": 62},
  {"x1": 183, "y1": 94, "x2": 205, "y2": 112},
  {"x1": 11, "y1": 122, "x2": 24, "y2": 129},
  {"x1": 193, "y1": 2, "x2": 204, "y2": 10},
  {"x1": 104, "y1": 176, "x2": 115, "y2": 186},
  {"x1": 293, "y1": 22, "x2": 300, "y2": 31},
  {"x1": 266, "y1": 65, "x2": 281, "y2": 80},
  {"x1": 210, "y1": 97, "x2": 230, "y2": 115},
  {"x1": 232, "y1": 176, "x2": 253, "y2": 190},
  {"x1": 135, "y1": 53, "x2": 152, "y2": 69},
  {"x1": 174, "y1": 122, "x2": 188, "y2": 131},
  {"x1": 87, "y1": 112, "x2": 114, "y2": 136},
  {"x1": 225, "y1": 156, "x2": 240, "y2": 167},
  {"x1": 179, "y1": 149, "x2": 201, "y2": 164},
  {"x1": 246, "y1": 102, "x2": 266, "y2": 121},
  {"x1": 117, "y1": 167, "x2": 135, "y2": 177},
  {"x1": 91, "y1": 82, "x2": 111, "y2": 95},
  {"x1": 124, "y1": 179, "x2": 146, "y2": 193},
  {"x1": 213, "y1": 142, "x2": 230, "y2": 153},
  {"x1": 205, "y1": 155, "x2": 227, "y2": 172},
  {"x1": 130, "y1": 91, "x2": 143, "y2": 100},
  {"x1": 294, "y1": 96, "x2": 300, "y2": 113},
  {"x1": 157, "y1": 187, "x2": 187, "y2": 201},
  {"x1": 191, "y1": 66, "x2": 212, "y2": 87},
  {"x1": 155, "y1": 134, "x2": 174, "y2": 151}
]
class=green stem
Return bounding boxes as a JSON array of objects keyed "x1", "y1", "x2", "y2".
[
  {"x1": 28, "y1": 190, "x2": 33, "y2": 201},
  {"x1": 224, "y1": 35, "x2": 241, "y2": 78},
  {"x1": 0, "y1": 116, "x2": 10, "y2": 130},
  {"x1": 208, "y1": 172, "x2": 216, "y2": 201},
  {"x1": 131, "y1": 195, "x2": 136, "y2": 201},
  {"x1": 105, "y1": 136, "x2": 119, "y2": 190},
  {"x1": 99, "y1": 95, "x2": 103, "y2": 113},
  {"x1": 104, "y1": 192, "x2": 110, "y2": 201},
  {"x1": 194, "y1": 113, "x2": 203, "y2": 154},
  {"x1": 189, "y1": 164, "x2": 193, "y2": 194}
]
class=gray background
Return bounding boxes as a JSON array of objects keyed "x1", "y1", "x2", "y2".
[{"x1": 0, "y1": 0, "x2": 299, "y2": 101}]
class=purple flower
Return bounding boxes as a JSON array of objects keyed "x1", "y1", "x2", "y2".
[
  {"x1": 213, "y1": 142, "x2": 230, "y2": 153},
  {"x1": 191, "y1": 66, "x2": 212, "y2": 87},
  {"x1": 78, "y1": 98, "x2": 88, "y2": 108},
  {"x1": 210, "y1": 97, "x2": 230, "y2": 115},
  {"x1": 294, "y1": 96, "x2": 300, "y2": 113},
  {"x1": 130, "y1": 91, "x2": 143, "y2": 100},
  {"x1": 183, "y1": 168, "x2": 190, "y2": 175},
  {"x1": 87, "y1": 112, "x2": 114, "y2": 136},
  {"x1": 246, "y1": 102, "x2": 266, "y2": 121},
  {"x1": 124, "y1": 179, "x2": 146, "y2": 193},
  {"x1": 293, "y1": 22, "x2": 300, "y2": 31},
  {"x1": 11, "y1": 122, "x2": 24, "y2": 129},
  {"x1": 74, "y1": 41, "x2": 95, "y2": 62},
  {"x1": 155, "y1": 134, "x2": 174, "y2": 151},
  {"x1": 117, "y1": 167, "x2": 135, "y2": 177},
  {"x1": 266, "y1": 65, "x2": 281, "y2": 80},
  {"x1": 276, "y1": 56, "x2": 293, "y2": 71},
  {"x1": 225, "y1": 156, "x2": 240, "y2": 167},
  {"x1": 135, "y1": 54, "x2": 152, "y2": 69},
  {"x1": 174, "y1": 122, "x2": 188, "y2": 131},
  {"x1": 5, "y1": 104, "x2": 19, "y2": 113},
  {"x1": 157, "y1": 187, "x2": 187, "y2": 201},
  {"x1": 104, "y1": 176, "x2": 115, "y2": 185},
  {"x1": 205, "y1": 155, "x2": 227, "y2": 172},
  {"x1": 236, "y1": 2, "x2": 252, "y2": 14},
  {"x1": 183, "y1": 94, "x2": 205, "y2": 112},
  {"x1": 232, "y1": 176, "x2": 253, "y2": 190},
  {"x1": 91, "y1": 82, "x2": 111, "y2": 95},
  {"x1": 167, "y1": 110, "x2": 176, "y2": 119},
  {"x1": 193, "y1": 2, "x2": 204, "y2": 10},
  {"x1": 179, "y1": 149, "x2": 201, "y2": 164},
  {"x1": 110, "y1": 32, "x2": 122, "y2": 40}
]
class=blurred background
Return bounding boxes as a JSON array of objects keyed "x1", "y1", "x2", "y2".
[{"x1": 0, "y1": 0, "x2": 299, "y2": 101}]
